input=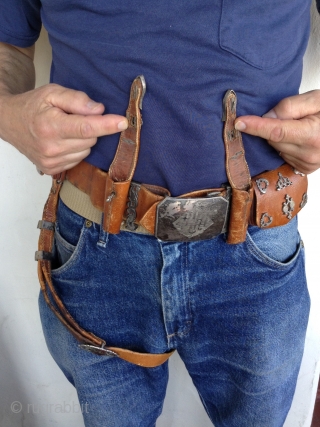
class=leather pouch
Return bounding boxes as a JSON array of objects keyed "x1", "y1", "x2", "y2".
[{"x1": 250, "y1": 163, "x2": 308, "y2": 229}]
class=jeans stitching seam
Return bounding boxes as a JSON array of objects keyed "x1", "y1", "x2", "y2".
[{"x1": 245, "y1": 233, "x2": 302, "y2": 270}]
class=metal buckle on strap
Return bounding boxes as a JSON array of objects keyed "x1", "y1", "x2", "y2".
[
  {"x1": 37, "y1": 220, "x2": 55, "y2": 231},
  {"x1": 35, "y1": 251, "x2": 54, "y2": 261},
  {"x1": 155, "y1": 189, "x2": 230, "y2": 242},
  {"x1": 79, "y1": 344, "x2": 118, "y2": 357}
]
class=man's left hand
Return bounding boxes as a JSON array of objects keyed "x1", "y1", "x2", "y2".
[{"x1": 235, "y1": 90, "x2": 320, "y2": 174}]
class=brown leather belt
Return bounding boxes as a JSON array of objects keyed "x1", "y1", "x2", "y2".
[
  {"x1": 62, "y1": 159, "x2": 308, "y2": 243},
  {"x1": 36, "y1": 76, "x2": 308, "y2": 368},
  {"x1": 64, "y1": 161, "x2": 232, "y2": 242}
]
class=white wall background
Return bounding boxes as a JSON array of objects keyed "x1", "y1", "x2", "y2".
[{"x1": 1, "y1": 4, "x2": 320, "y2": 426}]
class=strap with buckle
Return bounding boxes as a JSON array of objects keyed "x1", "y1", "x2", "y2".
[{"x1": 36, "y1": 76, "x2": 174, "y2": 368}]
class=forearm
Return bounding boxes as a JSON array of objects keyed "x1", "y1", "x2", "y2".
[{"x1": 0, "y1": 42, "x2": 35, "y2": 97}]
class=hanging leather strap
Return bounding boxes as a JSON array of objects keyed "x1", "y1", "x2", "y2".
[
  {"x1": 103, "y1": 75, "x2": 146, "y2": 234},
  {"x1": 222, "y1": 90, "x2": 253, "y2": 244},
  {"x1": 36, "y1": 77, "x2": 175, "y2": 367}
]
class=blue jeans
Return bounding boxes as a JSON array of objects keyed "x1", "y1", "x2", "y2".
[{"x1": 39, "y1": 198, "x2": 310, "y2": 427}]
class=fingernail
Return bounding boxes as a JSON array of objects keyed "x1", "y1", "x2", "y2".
[
  {"x1": 263, "y1": 109, "x2": 277, "y2": 119},
  {"x1": 235, "y1": 121, "x2": 246, "y2": 131},
  {"x1": 87, "y1": 101, "x2": 101, "y2": 110},
  {"x1": 118, "y1": 119, "x2": 128, "y2": 131}
]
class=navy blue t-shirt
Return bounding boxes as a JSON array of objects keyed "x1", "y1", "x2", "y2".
[{"x1": 0, "y1": 0, "x2": 311, "y2": 195}]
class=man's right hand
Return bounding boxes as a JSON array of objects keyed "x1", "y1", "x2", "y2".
[{"x1": 0, "y1": 84, "x2": 128, "y2": 175}]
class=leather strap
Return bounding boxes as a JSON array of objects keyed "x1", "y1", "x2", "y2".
[
  {"x1": 109, "y1": 76, "x2": 145, "y2": 182},
  {"x1": 222, "y1": 90, "x2": 251, "y2": 190},
  {"x1": 103, "y1": 75, "x2": 146, "y2": 234},
  {"x1": 223, "y1": 90, "x2": 253, "y2": 244}
]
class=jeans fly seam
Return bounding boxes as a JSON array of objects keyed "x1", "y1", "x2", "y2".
[{"x1": 159, "y1": 242, "x2": 172, "y2": 345}]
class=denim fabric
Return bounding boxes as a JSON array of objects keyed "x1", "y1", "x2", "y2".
[{"x1": 39, "y1": 199, "x2": 310, "y2": 427}]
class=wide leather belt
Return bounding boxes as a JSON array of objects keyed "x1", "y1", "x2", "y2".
[
  {"x1": 62, "y1": 161, "x2": 231, "y2": 242},
  {"x1": 61, "y1": 159, "x2": 308, "y2": 244},
  {"x1": 36, "y1": 76, "x2": 308, "y2": 368}
]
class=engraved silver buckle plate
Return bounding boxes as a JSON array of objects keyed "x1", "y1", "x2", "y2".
[{"x1": 155, "y1": 192, "x2": 230, "y2": 242}]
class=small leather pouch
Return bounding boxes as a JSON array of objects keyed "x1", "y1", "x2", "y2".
[{"x1": 250, "y1": 163, "x2": 308, "y2": 229}]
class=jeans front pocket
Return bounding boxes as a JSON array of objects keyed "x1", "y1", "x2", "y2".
[
  {"x1": 51, "y1": 199, "x2": 88, "y2": 275},
  {"x1": 219, "y1": 0, "x2": 310, "y2": 70},
  {"x1": 245, "y1": 217, "x2": 302, "y2": 269},
  {"x1": 54, "y1": 227, "x2": 77, "y2": 267}
]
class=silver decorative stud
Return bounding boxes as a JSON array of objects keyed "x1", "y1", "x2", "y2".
[
  {"x1": 256, "y1": 178, "x2": 269, "y2": 194},
  {"x1": 282, "y1": 194, "x2": 295, "y2": 219},
  {"x1": 260, "y1": 213, "x2": 273, "y2": 228},
  {"x1": 276, "y1": 173, "x2": 292, "y2": 191}
]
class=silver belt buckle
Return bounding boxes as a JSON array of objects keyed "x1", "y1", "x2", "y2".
[{"x1": 155, "y1": 190, "x2": 230, "y2": 242}]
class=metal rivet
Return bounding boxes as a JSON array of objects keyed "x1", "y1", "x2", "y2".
[
  {"x1": 106, "y1": 192, "x2": 116, "y2": 203},
  {"x1": 85, "y1": 220, "x2": 92, "y2": 228}
]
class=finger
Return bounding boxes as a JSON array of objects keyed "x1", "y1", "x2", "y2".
[
  {"x1": 45, "y1": 85, "x2": 106, "y2": 116},
  {"x1": 30, "y1": 135, "x2": 97, "y2": 162},
  {"x1": 41, "y1": 161, "x2": 84, "y2": 176},
  {"x1": 37, "y1": 148, "x2": 92, "y2": 175},
  {"x1": 234, "y1": 115, "x2": 317, "y2": 147},
  {"x1": 44, "y1": 137, "x2": 98, "y2": 158},
  {"x1": 50, "y1": 110, "x2": 128, "y2": 140},
  {"x1": 263, "y1": 90, "x2": 320, "y2": 120}
]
